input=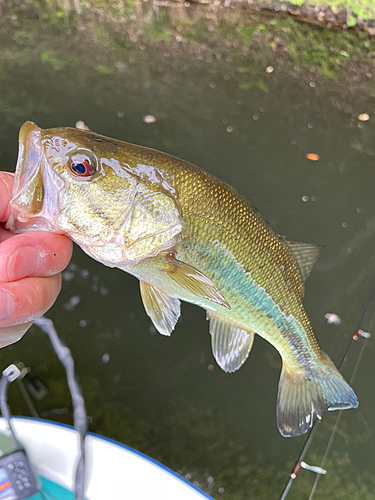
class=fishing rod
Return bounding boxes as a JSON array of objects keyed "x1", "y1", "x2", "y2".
[
  {"x1": 307, "y1": 325, "x2": 369, "y2": 500},
  {"x1": 279, "y1": 282, "x2": 375, "y2": 500}
]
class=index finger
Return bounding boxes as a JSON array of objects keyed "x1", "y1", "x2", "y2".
[
  {"x1": 0, "y1": 232, "x2": 73, "y2": 282},
  {"x1": 0, "y1": 172, "x2": 14, "y2": 223}
]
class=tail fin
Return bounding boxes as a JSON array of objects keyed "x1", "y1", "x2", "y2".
[{"x1": 277, "y1": 352, "x2": 358, "y2": 437}]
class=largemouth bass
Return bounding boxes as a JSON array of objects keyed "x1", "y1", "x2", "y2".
[{"x1": 7, "y1": 121, "x2": 358, "y2": 437}]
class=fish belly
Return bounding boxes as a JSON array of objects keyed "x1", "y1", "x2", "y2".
[{"x1": 123, "y1": 240, "x2": 317, "y2": 372}]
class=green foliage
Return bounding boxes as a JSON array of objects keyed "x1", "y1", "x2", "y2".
[
  {"x1": 141, "y1": 9, "x2": 174, "y2": 42},
  {"x1": 40, "y1": 50, "x2": 67, "y2": 71},
  {"x1": 53, "y1": 10, "x2": 65, "y2": 18},
  {"x1": 292, "y1": 0, "x2": 375, "y2": 20},
  {"x1": 238, "y1": 24, "x2": 255, "y2": 43},
  {"x1": 144, "y1": 27, "x2": 171, "y2": 42},
  {"x1": 93, "y1": 25, "x2": 105, "y2": 38},
  {"x1": 108, "y1": 33, "x2": 132, "y2": 51},
  {"x1": 272, "y1": 16, "x2": 375, "y2": 78},
  {"x1": 12, "y1": 30, "x2": 34, "y2": 46},
  {"x1": 172, "y1": 16, "x2": 212, "y2": 44},
  {"x1": 83, "y1": 0, "x2": 136, "y2": 16},
  {"x1": 10, "y1": 0, "x2": 375, "y2": 81},
  {"x1": 347, "y1": 14, "x2": 357, "y2": 26},
  {"x1": 218, "y1": 18, "x2": 238, "y2": 37},
  {"x1": 95, "y1": 64, "x2": 114, "y2": 74}
]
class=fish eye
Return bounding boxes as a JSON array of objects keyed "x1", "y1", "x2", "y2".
[{"x1": 68, "y1": 151, "x2": 96, "y2": 178}]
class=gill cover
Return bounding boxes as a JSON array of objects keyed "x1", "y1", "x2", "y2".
[{"x1": 121, "y1": 184, "x2": 182, "y2": 262}]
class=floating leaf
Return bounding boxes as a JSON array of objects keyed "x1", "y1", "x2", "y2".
[
  {"x1": 96, "y1": 65, "x2": 114, "y2": 75},
  {"x1": 358, "y1": 113, "x2": 370, "y2": 121},
  {"x1": 238, "y1": 77, "x2": 269, "y2": 93},
  {"x1": 306, "y1": 153, "x2": 320, "y2": 161},
  {"x1": 75, "y1": 121, "x2": 90, "y2": 131},
  {"x1": 143, "y1": 115, "x2": 156, "y2": 124},
  {"x1": 237, "y1": 67, "x2": 250, "y2": 73},
  {"x1": 324, "y1": 313, "x2": 342, "y2": 325}
]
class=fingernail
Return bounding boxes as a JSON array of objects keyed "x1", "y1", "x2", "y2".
[
  {"x1": 7, "y1": 246, "x2": 44, "y2": 281},
  {"x1": 0, "y1": 290, "x2": 14, "y2": 320}
]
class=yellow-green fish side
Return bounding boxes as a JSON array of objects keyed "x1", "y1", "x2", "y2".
[
  {"x1": 7, "y1": 122, "x2": 358, "y2": 437},
  {"x1": 128, "y1": 159, "x2": 316, "y2": 361},
  {"x1": 119, "y1": 153, "x2": 358, "y2": 436}
]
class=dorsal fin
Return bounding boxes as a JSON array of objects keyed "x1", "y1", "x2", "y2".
[
  {"x1": 208, "y1": 313, "x2": 254, "y2": 373},
  {"x1": 285, "y1": 241, "x2": 324, "y2": 283}
]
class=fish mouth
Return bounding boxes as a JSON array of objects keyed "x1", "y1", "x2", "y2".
[{"x1": 7, "y1": 122, "x2": 59, "y2": 233}]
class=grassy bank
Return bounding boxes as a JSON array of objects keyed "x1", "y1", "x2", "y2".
[{"x1": 2, "y1": 0, "x2": 375, "y2": 84}]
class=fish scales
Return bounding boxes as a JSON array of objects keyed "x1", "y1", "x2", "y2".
[
  {"x1": 7, "y1": 122, "x2": 358, "y2": 437},
  {"x1": 143, "y1": 156, "x2": 319, "y2": 365}
]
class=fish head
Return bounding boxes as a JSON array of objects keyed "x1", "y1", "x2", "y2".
[{"x1": 7, "y1": 122, "x2": 182, "y2": 266}]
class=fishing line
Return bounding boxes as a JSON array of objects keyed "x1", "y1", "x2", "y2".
[
  {"x1": 307, "y1": 316, "x2": 373, "y2": 500},
  {"x1": 16, "y1": 379, "x2": 40, "y2": 419},
  {"x1": 279, "y1": 421, "x2": 320, "y2": 500},
  {"x1": 0, "y1": 318, "x2": 88, "y2": 500},
  {"x1": 34, "y1": 317, "x2": 88, "y2": 500},
  {"x1": 278, "y1": 282, "x2": 375, "y2": 500}
]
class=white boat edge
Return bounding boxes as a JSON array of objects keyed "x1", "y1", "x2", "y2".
[{"x1": 0, "y1": 417, "x2": 214, "y2": 500}]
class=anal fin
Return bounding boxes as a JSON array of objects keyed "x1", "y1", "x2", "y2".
[
  {"x1": 164, "y1": 253, "x2": 230, "y2": 309},
  {"x1": 140, "y1": 281, "x2": 181, "y2": 336},
  {"x1": 208, "y1": 313, "x2": 254, "y2": 373}
]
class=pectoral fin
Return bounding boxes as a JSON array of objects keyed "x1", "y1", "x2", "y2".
[
  {"x1": 140, "y1": 281, "x2": 181, "y2": 336},
  {"x1": 208, "y1": 313, "x2": 254, "y2": 373},
  {"x1": 164, "y1": 254, "x2": 230, "y2": 309}
]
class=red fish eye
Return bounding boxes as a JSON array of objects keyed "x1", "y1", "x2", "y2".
[{"x1": 68, "y1": 154, "x2": 95, "y2": 177}]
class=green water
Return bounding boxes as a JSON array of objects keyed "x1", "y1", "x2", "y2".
[{"x1": 0, "y1": 4, "x2": 375, "y2": 499}]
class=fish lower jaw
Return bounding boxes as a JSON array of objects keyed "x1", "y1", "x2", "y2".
[{"x1": 6, "y1": 210, "x2": 59, "y2": 234}]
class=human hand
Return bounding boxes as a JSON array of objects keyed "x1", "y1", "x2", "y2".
[{"x1": 0, "y1": 172, "x2": 72, "y2": 347}]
